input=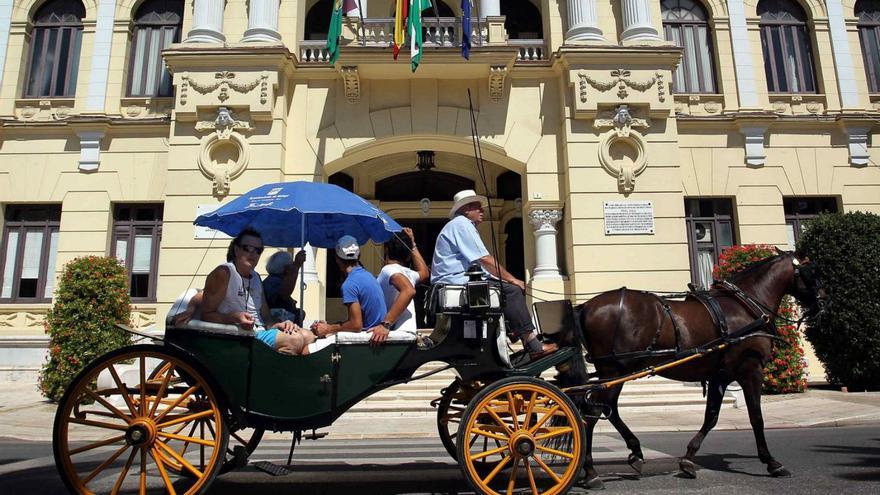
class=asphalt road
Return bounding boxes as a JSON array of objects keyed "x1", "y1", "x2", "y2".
[{"x1": 0, "y1": 425, "x2": 877, "y2": 494}]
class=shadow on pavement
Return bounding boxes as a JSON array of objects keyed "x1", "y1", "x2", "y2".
[{"x1": 813, "y1": 438, "x2": 880, "y2": 482}]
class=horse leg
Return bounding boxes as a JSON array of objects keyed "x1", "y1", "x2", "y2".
[
  {"x1": 581, "y1": 408, "x2": 606, "y2": 489},
  {"x1": 603, "y1": 384, "x2": 645, "y2": 475},
  {"x1": 738, "y1": 361, "x2": 792, "y2": 477},
  {"x1": 679, "y1": 374, "x2": 728, "y2": 478}
]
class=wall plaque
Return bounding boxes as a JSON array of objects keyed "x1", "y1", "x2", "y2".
[
  {"x1": 194, "y1": 204, "x2": 232, "y2": 240},
  {"x1": 603, "y1": 201, "x2": 655, "y2": 235}
]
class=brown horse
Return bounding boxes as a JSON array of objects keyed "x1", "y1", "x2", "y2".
[{"x1": 556, "y1": 251, "x2": 822, "y2": 489}]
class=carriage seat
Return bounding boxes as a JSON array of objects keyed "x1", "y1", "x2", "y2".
[
  {"x1": 175, "y1": 319, "x2": 255, "y2": 338},
  {"x1": 335, "y1": 330, "x2": 417, "y2": 344}
]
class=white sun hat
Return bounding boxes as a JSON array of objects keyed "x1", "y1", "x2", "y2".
[
  {"x1": 335, "y1": 235, "x2": 360, "y2": 260},
  {"x1": 449, "y1": 189, "x2": 488, "y2": 219}
]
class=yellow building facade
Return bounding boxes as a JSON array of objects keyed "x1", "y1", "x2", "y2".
[{"x1": 1, "y1": 0, "x2": 879, "y2": 378}]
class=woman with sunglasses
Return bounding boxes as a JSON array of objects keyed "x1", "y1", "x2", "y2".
[{"x1": 199, "y1": 228, "x2": 308, "y2": 355}]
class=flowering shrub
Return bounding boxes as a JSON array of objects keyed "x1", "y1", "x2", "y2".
[
  {"x1": 714, "y1": 244, "x2": 807, "y2": 394},
  {"x1": 39, "y1": 256, "x2": 132, "y2": 402}
]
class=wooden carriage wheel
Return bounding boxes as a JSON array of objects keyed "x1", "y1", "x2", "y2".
[
  {"x1": 148, "y1": 360, "x2": 264, "y2": 475},
  {"x1": 457, "y1": 376, "x2": 585, "y2": 495},
  {"x1": 53, "y1": 345, "x2": 228, "y2": 494}
]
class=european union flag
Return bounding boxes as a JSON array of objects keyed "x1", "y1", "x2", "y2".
[{"x1": 461, "y1": 0, "x2": 471, "y2": 60}]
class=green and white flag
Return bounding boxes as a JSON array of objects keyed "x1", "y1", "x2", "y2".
[
  {"x1": 327, "y1": 0, "x2": 356, "y2": 64},
  {"x1": 408, "y1": 0, "x2": 432, "y2": 72}
]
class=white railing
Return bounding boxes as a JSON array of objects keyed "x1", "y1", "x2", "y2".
[
  {"x1": 299, "y1": 41, "x2": 331, "y2": 63},
  {"x1": 511, "y1": 40, "x2": 547, "y2": 62}
]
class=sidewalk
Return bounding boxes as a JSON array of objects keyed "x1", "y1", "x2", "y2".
[{"x1": 1, "y1": 380, "x2": 878, "y2": 442}]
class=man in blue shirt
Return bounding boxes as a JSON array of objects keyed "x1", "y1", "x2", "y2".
[
  {"x1": 314, "y1": 236, "x2": 388, "y2": 343},
  {"x1": 432, "y1": 190, "x2": 558, "y2": 359}
]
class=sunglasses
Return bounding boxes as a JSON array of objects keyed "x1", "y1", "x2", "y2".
[{"x1": 239, "y1": 244, "x2": 264, "y2": 255}]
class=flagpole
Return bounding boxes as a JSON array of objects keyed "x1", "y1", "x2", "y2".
[{"x1": 355, "y1": 0, "x2": 366, "y2": 46}]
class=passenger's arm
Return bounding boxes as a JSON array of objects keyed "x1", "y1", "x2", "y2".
[
  {"x1": 368, "y1": 273, "x2": 416, "y2": 345},
  {"x1": 478, "y1": 255, "x2": 525, "y2": 291},
  {"x1": 403, "y1": 227, "x2": 429, "y2": 283},
  {"x1": 315, "y1": 302, "x2": 363, "y2": 336},
  {"x1": 200, "y1": 267, "x2": 255, "y2": 329},
  {"x1": 172, "y1": 290, "x2": 203, "y2": 327},
  {"x1": 279, "y1": 250, "x2": 306, "y2": 298}
]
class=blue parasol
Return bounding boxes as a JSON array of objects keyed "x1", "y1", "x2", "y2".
[
  {"x1": 194, "y1": 181, "x2": 402, "y2": 308},
  {"x1": 193, "y1": 181, "x2": 402, "y2": 248}
]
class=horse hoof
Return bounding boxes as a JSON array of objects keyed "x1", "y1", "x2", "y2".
[
  {"x1": 628, "y1": 453, "x2": 644, "y2": 475},
  {"x1": 769, "y1": 465, "x2": 792, "y2": 477},
  {"x1": 581, "y1": 475, "x2": 604, "y2": 489},
  {"x1": 679, "y1": 459, "x2": 697, "y2": 479}
]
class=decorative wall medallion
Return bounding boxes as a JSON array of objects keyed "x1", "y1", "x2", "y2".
[
  {"x1": 674, "y1": 102, "x2": 687, "y2": 114},
  {"x1": 341, "y1": 66, "x2": 360, "y2": 104},
  {"x1": 124, "y1": 105, "x2": 144, "y2": 118},
  {"x1": 703, "y1": 102, "x2": 721, "y2": 114},
  {"x1": 186, "y1": 71, "x2": 269, "y2": 103},
  {"x1": 195, "y1": 107, "x2": 252, "y2": 196},
  {"x1": 19, "y1": 106, "x2": 37, "y2": 120},
  {"x1": 772, "y1": 101, "x2": 788, "y2": 114},
  {"x1": 53, "y1": 107, "x2": 71, "y2": 120},
  {"x1": 489, "y1": 65, "x2": 507, "y2": 103},
  {"x1": 805, "y1": 101, "x2": 820, "y2": 114},
  {"x1": 579, "y1": 69, "x2": 657, "y2": 100},
  {"x1": 593, "y1": 105, "x2": 650, "y2": 138}
]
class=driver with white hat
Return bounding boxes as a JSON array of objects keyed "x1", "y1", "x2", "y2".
[{"x1": 431, "y1": 189, "x2": 558, "y2": 359}]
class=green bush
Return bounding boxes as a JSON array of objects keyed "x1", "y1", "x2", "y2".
[
  {"x1": 797, "y1": 211, "x2": 880, "y2": 391},
  {"x1": 714, "y1": 244, "x2": 807, "y2": 394},
  {"x1": 38, "y1": 256, "x2": 132, "y2": 401}
]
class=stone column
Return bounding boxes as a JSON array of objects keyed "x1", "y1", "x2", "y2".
[
  {"x1": 242, "y1": 0, "x2": 281, "y2": 43},
  {"x1": 826, "y1": 0, "x2": 859, "y2": 109},
  {"x1": 302, "y1": 244, "x2": 319, "y2": 283},
  {"x1": 529, "y1": 209, "x2": 563, "y2": 280},
  {"x1": 566, "y1": 0, "x2": 604, "y2": 42},
  {"x1": 620, "y1": 0, "x2": 660, "y2": 43},
  {"x1": 185, "y1": 0, "x2": 225, "y2": 43},
  {"x1": 727, "y1": 0, "x2": 759, "y2": 108},
  {"x1": 479, "y1": 0, "x2": 500, "y2": 17}
]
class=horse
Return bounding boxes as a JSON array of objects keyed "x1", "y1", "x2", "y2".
[{"x1": 556, "y1": 251, "x2": 823, "y2": 489}]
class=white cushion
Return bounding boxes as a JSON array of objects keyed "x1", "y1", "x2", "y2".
[
  {"x1": 437, "y1": 285, "x2": 502, "y2": 311},
  {"x1": 335, "y1": 330, "x2": 417, "y2": 344}
]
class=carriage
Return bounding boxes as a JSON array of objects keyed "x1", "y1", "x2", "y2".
[{"x1": 52, "y1": 276, "x2": 594, "y2": 495}]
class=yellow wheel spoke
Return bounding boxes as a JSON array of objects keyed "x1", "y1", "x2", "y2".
[
  {"x1": 535, "y1": 444, "x2": 574, "y2": 459},
  {"x1": 525, "y1": 460, "x2": 539, "y2": 495},
  {"x1": 534, "y1": 426, "x2": 574, "y2": 442},
  {"x1": 82, "y1": 443, "x2": 130, "y2": 484},
  {"x1": 533, "y1": 454, "x2": 562, "y2": 483},
  {"x1": 485, "y1": 406, "x2": 514, "y2": 436},
  {"x1": 529, "y1": 405, "x2": 560, "y2": 434},
  {"x1": 157, "y1": 408, "x2": 215, "y2": 429},
  {"x1": 153, "y1": 385, "x2": 200, "y2": 423},
  {"x1": 157, "y1": 440, "x2": 205, "y2": 478},
  {"x1": 148, "y1": 363, "x2": 175, "y2": 417},
  {"x1": 82, "y1": 389, "x2": 132, "y2": 424},
  {"x1": 471, "y1": 444, "x2": 509, "y2": 461},
  {"x1": 470, "y1": 427, "x2": 509, "y2": 442},
  {"x1": 108, "y1": 365, "x2": 138, "y2": 417},
  {"x1": 70, "y1": 434, "x2": 127, "y2": 455},
  {"x1": 506, "y1": 457, "x2": 520, "y2": 495},
  {"x1": 480, "y1": 454, "x2": 511, "y2": 486},
  {"x1": 111, "y1": 447, "x2": 137, "y2": 495},
  {"x1": 523, "y1": 391, "x2": 538, "y2": 430},
  {"x1": 148, "y1": 447, "x2": 177, "y2": 495},
  {"x1": 157, "y1": 430, "x2": 217, "y2": 447},
  {"x1": 507, "y1": 392, "x2": 520, "y2": 430},
  {"x1": 139, "y1": 449, "x2": 147, "y2": 495},
  {"x1": 69, "y1": 417, "x2": 129, "y2": 431}
]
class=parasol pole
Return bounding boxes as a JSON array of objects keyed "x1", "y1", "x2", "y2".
[{"x1": 299, "y1": 213, "x2": 306, "y2": 321}]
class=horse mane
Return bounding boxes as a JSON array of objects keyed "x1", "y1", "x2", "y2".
[{"x1": 724, "y1": 252, "x2": 788, "y2": 283}]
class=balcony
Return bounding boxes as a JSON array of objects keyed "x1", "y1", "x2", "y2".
[{"x1": 298, "y1": 17, "x2": 547, "y2": 66}]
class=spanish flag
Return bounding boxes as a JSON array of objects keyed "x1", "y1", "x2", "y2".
[{"x1": 393, "y1": 0, "x2": 408, "y2": 60}]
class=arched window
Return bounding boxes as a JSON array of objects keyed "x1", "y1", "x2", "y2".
[
  {"x1": 757, "y1": 0, "x2": 817, "y2": 93},
  {"x1": 24, "y1": 0, "x2": 85, "y2": 97},
  {"x1": 305, "y1": 0, "x2": 332, "y2": 40},
  {"x1": 502, "y1": 0, "x2": 543, "y2": 39},
  {"x1": 856, "y1": 0, "x2": 880, "y2": 92},
  {"x1": 128, "y1": 0, "x2": 183, "y2": 97},
  {"x1": 375, "y1": 171, "x2": 474, "y2": 201},
  {"x1": 496, "y1": 171, "x2": 521, "y2": 201},
  {"x1": 661, "y1": 0, "x2": 716, "y2": 93}
]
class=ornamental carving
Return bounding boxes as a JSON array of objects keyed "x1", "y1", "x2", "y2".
[
  {"x1": 195, "y1": 107, "x2": 252, "y2": 197},
  {"x1": 489, "y1": 66, "x2": 507, "y2": 103},
  {"x1": 593, "y1": 105, "x2": 650, "y2": 138},
  {"x1": 528, "y1": 209, "x2": 562, "y2": 231},
  {"x1": 579, "y1": 69, "x2": 656, "y2": 101},
  {"x1": 180, "y1": 71, "x2": 269, "y2": 105},
  {"x1": 0, "y1": 310, "x2": 46, "y2": 329},
  {"x1": 341, "y1": 66, "x2": 360, "y2": 104}
]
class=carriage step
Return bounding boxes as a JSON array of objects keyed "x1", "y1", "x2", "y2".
[{"x1": 253, "y1": 461, "x2": 291, "y2": 476}]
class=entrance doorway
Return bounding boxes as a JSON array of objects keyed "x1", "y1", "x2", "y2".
[{"x1": 396, "y1": 219, "x2": 445, "y2": 328}]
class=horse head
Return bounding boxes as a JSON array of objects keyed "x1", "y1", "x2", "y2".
[{"x1": 774, "y1": 248, "x2": 825, "y2": 316}]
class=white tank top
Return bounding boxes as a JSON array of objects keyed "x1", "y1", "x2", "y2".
[{"x1": 216, "y1": 262, "x2": 265, "y2": 329}]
